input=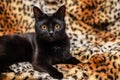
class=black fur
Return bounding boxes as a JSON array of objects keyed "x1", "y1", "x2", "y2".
[{"x1": 0, "y1": 6, "x2": 80, "y2": 79}]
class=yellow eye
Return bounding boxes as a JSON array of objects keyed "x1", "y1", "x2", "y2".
[
  {"x1": 55, "y1": 24, "x2": 61, "y2": 30},
  {"x1": 41, "y1": 25, "x2": 47, "y2": 30}
]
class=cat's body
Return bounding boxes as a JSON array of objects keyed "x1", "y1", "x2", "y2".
[{"x1": 0, "y1": 6, "x2": 80, "y2": 79}]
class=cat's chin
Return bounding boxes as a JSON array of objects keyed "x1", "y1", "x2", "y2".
[{"x1": 48, "y1": 37, "x2": 55, "y2": 42}]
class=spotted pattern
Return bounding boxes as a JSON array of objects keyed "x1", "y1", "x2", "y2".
[{"x1": 0, "y1": 0, "x2": 120, "y2": 80}]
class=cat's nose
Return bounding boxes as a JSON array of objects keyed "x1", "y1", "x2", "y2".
[
  {"x1": 49, "y1": 33, "x2": 53, "y2": 36},
  {"x1": 49, "y1": 31, "x2": 54, "y2": 36}
]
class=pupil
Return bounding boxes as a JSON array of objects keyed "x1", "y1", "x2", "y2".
[{"x1": 56, "y1": 25, "x2": 59, "y2": 28}]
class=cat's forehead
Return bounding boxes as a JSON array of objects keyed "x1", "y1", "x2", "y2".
[
  {"x1": 45, "y1": 14, "x2": 55, "y2": 19},
  {"x1": 44, "y1": 14, "x2": 58, "y2": 21},
  {"x1": 46, "y1": 13, "x2": 53, "y2": 17},
  {"x1": 36, "y1": 13, "x2": 64, "y2": 24},
  {"x1": 37, "y1": 17, "x2": 60, "y2": 24}
]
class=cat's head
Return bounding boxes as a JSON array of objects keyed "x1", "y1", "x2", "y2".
[{"x1": 33, "y1": 6, "x2": 66, "y2": 42}]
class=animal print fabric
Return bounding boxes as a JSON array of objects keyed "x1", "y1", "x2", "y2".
[{"x1": 0, "y1": 0, "x2": 120, "y2": 80}]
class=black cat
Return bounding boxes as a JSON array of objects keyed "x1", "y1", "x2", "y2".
[{"x1": 0, "y1": 6, "x2": 80, "y2": 79}]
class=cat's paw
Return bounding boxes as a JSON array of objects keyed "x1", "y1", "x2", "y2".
[
  {"x1": 68, "y1": 57, "x2": 80, "y2": 65},
  {"x1": 0, "y1": 67, "x2": 14, "y2": 73},
  {"x1": 50, "y1": 70, "x2": 63, "y2": 79}
]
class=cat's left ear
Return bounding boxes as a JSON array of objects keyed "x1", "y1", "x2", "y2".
[
  {"x1": 33, "y1": 6, "x2": 44, "y2": 21},
  {"x1": 54, "y1": 5, "x2": 66, "y2": 20}
]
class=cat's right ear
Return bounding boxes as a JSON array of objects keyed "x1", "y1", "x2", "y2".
[{"x1": 33, "y1": 6, "x2": 44, "y2": 21}]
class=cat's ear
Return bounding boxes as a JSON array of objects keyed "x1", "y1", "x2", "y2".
[
  {"x1": 33, "y1": 6, "x2": 44, "y2": 21},
  {"x1": 54, "y1": 5, "x2": 66, "y2": 20}
]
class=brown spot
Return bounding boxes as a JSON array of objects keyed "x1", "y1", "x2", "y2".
[
  {"x1": 94, "y1": 50, "x2": 100, "y2": 52},
  {"x1": 105, "y1": 33, "x2": 116, "y2": 41},
  {"x1": 113, "y1": 56, "x2": 118, "y2": 60}
]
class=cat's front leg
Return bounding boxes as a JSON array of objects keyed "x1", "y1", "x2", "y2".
[
  {"x1": 62, "y1": 50, "x2": 80, "y2": 65},
  {"x1": 65, "y1": 57, "x2": 80, "y2": 65},
  {"x1": 32, "y1": 63, "x2": 63, "y2": 79}
]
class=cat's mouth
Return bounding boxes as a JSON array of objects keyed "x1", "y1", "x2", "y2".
[
  {"x1": 49, "y1": 36, "x2": 54, "y2": 41},
  {"x1": 48, "y1": 36, "x2": 55, "y2": 42}
]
